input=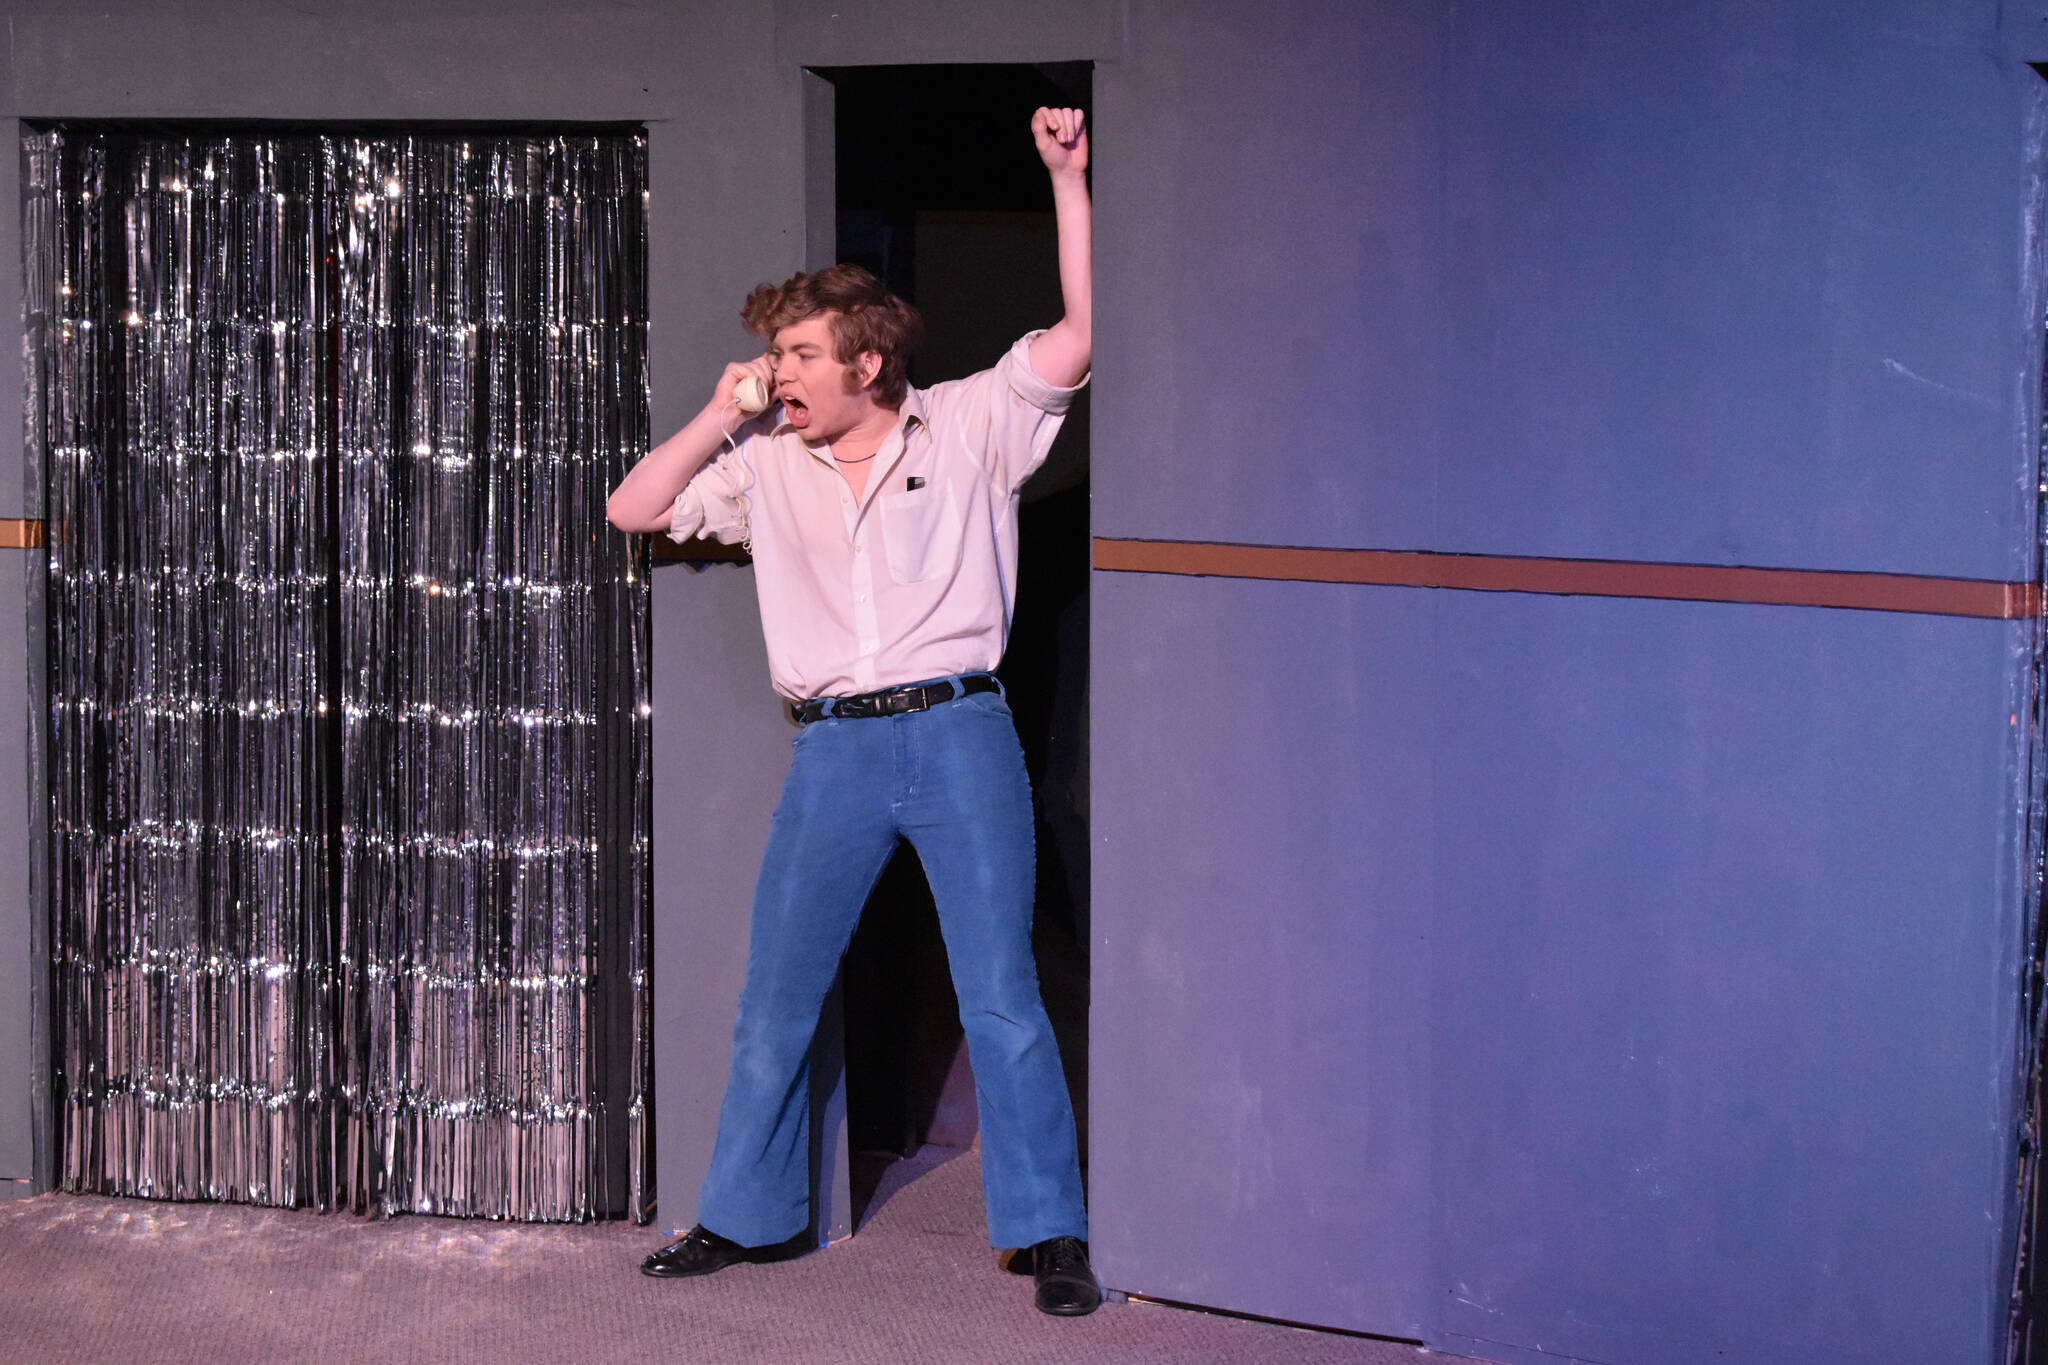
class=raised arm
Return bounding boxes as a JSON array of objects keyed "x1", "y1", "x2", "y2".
[
  {"x1": 1027, "y1": 107, "x2": 1091, "y2": 389},
  {"x1": 606, "y1": 354, "x2": 775, "y2": 533}
]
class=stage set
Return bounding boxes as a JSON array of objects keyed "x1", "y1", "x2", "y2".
[{"x1": 2, "y1": 3, "x2": 2047, "y2": 1363}]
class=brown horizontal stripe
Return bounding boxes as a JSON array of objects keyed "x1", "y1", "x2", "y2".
[
  {"x1": 1093, "y1": 538, "x2": 2044, "y2": 620},
  {"x1": 0, "y1": 519, "x2": 44, "y2": 550}
]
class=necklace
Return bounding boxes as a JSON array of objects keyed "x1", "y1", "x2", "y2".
[{"x1": 832, "y1": 451, "x2": 877, "y2": 464}]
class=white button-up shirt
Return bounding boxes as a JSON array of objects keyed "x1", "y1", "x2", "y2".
[{"x1": 668, "y1": 331, "x2": 1085, "y2": 701}]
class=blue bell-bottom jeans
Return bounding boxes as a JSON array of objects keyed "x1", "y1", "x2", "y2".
[{"x1": 695, "y1": 680, "x2": 1087, "y2": 1250}]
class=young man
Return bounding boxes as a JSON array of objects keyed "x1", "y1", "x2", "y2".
[{"x1": 605, "y1": 108, "x2": 1096, "y2": 1316}]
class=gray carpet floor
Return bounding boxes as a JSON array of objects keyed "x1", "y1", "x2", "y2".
[{"x1": 0, "y1": 1146, "x2": 1475, "y2": 1364}]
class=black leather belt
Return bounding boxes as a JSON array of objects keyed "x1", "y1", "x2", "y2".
[{"x1": 793, "y1": 673, "x2": 999, "y2": 724}]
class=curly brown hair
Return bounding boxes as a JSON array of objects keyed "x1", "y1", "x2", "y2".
[{"x1": 741, "y1": 264, "x2": 925, "y2": 408}]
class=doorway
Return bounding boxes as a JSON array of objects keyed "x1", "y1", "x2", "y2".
[{"x1": 813, "y1": 63, "x2": 1094, "y2": 1209}]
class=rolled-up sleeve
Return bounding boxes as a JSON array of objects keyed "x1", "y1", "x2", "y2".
[
  {"x1": 930, "y1": 331, "x2": 1088, "y2": 494},
  {"x1": 667, "y1": 445, "x2": 753, "y2": 545}
]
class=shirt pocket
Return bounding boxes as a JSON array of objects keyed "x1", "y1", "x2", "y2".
[{"x1": 879, "y1": 482, "x2": 961, "y2": 584}]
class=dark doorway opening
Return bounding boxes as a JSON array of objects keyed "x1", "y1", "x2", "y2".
[{"x1": 816, "y1": 62, "x2": 1093, "y2": 1217}]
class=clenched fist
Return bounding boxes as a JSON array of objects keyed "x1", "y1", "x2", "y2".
[{"x1": 1032, "y1": 107, "x2": 1088, "y2": 179}]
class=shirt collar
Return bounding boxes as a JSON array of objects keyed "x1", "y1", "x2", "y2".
[{"x1": 899, "y1": 386, "x2": 928, "y2": 433}]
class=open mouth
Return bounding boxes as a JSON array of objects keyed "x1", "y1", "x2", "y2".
[{"x1": 781, "y1": 395, "x2": 810, "y2": 427}]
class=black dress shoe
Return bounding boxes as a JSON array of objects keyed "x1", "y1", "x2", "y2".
[
  {"x1": 639, "y1": 1224, "x2": 812, "y2": 1278},
  {"x1": 1029, "y1": 1235, "x2": 1101, "y2": 1316}
]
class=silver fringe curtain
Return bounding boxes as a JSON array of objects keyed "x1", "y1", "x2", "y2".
[{"x1": 30, "y1": 126, "x2": 653, "y2": 1221}]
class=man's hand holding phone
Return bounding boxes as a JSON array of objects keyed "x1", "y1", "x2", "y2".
[{"x1": 715, "y1": 355, "x2": 776, "y2": 421}]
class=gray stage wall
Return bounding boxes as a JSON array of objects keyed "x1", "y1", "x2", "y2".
[
  {"x1": 0, "y1": 0, "x2": 1119, "y2": 1225},
  {"x1": 3, "y1": 3, "x2": 2047, "y2": 1363}
]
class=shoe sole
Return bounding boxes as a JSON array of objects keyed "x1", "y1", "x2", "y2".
[
  {"x1": 640, "y1": 1236, "x2": 812, "y2": 1278},
  {"x1": 641, "y1": 1259, "x2": 725, "y2": 1279}
]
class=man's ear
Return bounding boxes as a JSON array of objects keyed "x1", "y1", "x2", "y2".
[{"x1": 857, "y1": 352, "x2": 883, "y2": 389}]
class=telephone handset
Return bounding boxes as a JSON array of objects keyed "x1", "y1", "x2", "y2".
[{"x1": 720, "y1": 375, "x2": 767, "y2": 557}]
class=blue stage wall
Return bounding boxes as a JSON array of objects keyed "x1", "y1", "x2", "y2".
[
  {"x1": 1088, "y1": 2, "x2": 2047, "y2": 1361},
  {"x1": 1091, "y1": 577, "x2": 2028, "y2": 1361},
  {"x1": 1095, "y1": 0, "x2": 2042, "y2": 582}
]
